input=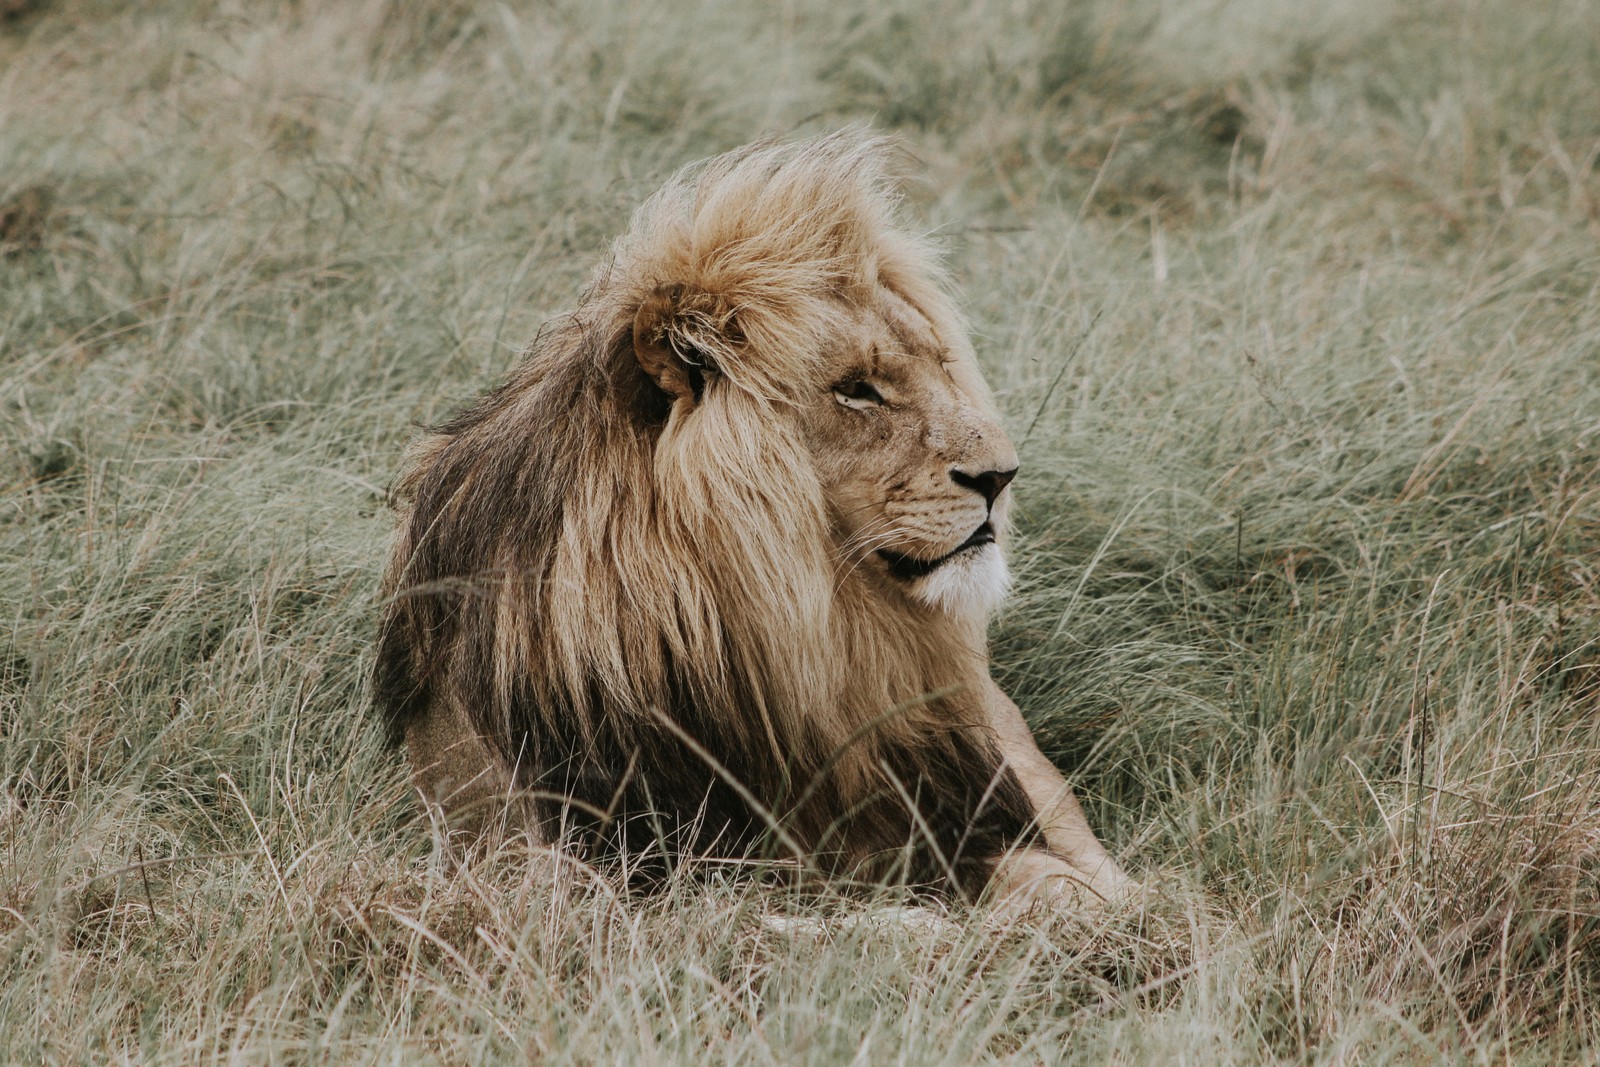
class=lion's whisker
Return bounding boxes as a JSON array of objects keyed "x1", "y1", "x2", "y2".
[
  {"x1": 836, "y1": 520, "x2": 910, "y2": 563},
  {"x1": 832, "y1": 524, "x2": 917, "y2": 589}
]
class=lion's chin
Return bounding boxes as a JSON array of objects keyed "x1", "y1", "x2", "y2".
[{"x1": 906, "y1": 543, "x2": 1012, "y2": 618}]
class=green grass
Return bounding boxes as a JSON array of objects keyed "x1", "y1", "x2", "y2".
[{"x1": 3, "y1": 0, "x2": 1598, "y2": 1061}]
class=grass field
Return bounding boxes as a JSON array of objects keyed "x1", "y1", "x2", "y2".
[{"x1": 3, "y1": 0, "x2": 1599, "y2": 1061}]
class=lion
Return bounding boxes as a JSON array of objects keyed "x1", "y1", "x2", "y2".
[{"x1": 374, "y1": 133, "x2": 1132, "y2": 908}]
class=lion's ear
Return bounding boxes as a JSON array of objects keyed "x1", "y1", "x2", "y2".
[{"x1": 632, "y1": 283, "x2": 726, "y2": 406}]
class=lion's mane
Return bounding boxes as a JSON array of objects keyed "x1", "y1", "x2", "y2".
[{"x1": 374, "y1": 135, "x2": 1037, "y2": 893}]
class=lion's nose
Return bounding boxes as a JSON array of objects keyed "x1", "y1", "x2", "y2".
[{"x1": 950, "y1": 465, "x2": 1017, "y2": 509}]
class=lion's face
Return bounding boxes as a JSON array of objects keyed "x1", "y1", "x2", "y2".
[{"x1": 803, "y1": 286, "x2": 1019, "y2": 617}]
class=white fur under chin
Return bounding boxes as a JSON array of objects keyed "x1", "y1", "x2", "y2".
[{"x1": 910, "y1": 545, "x2": 1012, "y2": 617}]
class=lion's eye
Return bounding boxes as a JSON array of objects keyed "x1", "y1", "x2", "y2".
[{"x1": 832, "y1": 379, "x2": 884, "y2": 410}]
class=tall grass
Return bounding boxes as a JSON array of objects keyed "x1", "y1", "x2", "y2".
[{"x1": 2, "y1": 0, "x2": 1597, "y2": 1060}]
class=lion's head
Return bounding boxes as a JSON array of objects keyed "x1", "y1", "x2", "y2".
[
  {"x1": 376, "y1": 133, "x2": 1040, "y2": 892},
  {"x1": 630, "y1": 240, "x2": 1020, "y2": 624}
]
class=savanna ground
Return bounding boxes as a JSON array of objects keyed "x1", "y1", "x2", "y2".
[{"x1": 2, "y1": 0, "x2": 1598, "y2": 1061}]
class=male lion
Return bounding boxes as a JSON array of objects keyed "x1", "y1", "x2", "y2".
[{"x1": 375, "y1": 133, "x2": 1132, "y2": 908}]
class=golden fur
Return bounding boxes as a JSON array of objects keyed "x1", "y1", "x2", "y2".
[{"x1": 375, "y1": 133, "x2": 1131, "y2": 904}]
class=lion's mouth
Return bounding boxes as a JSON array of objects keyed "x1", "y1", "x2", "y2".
[{"x1": 877, "y1": 523, "x2": 995, "y2": 581}]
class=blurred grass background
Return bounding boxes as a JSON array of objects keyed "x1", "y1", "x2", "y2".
[{"x1": 2, "y1": 0, "x2": 1598, "y2": 1061}]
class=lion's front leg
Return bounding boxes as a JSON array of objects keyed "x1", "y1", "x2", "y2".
[
  {"x1": 982, "y1": 681, "x2": 1136, "y2": 903},
  {"x1": 405, "y1": 697, "x2": 542, "y2": 850}
]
